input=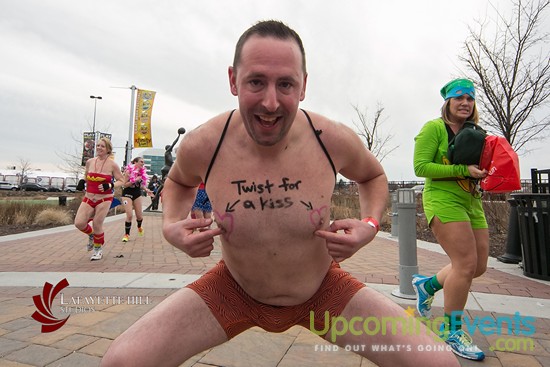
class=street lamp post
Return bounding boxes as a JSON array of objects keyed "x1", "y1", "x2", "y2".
[
  {"x1": 90, "y1": 96, "x2": 102, "y2": 153},
  {"x1": 126, "y1": 85, "x2": 137, "y2": 168}
]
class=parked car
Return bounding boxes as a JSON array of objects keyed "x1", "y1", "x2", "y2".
[
  {"x1": 0, "y1": 181, "x2": 19, "y2": 191},
  {"x1": 65, "y1": 184, "x2": 78, "y2": 193},
  {"x1": 19, "y1": 183, "x2": 48, "y2": 192},
  {"x1": 47, "y1": 186, "x2": 62, "y2": 192}
]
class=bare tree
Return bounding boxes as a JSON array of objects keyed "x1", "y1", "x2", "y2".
[
  {"x1": 56, "y1": 149, "x2": 85, "y2": 183},
  {"x1": 460, "y1": 0, "x2": 550, "y2": 154},
  {"x1": 56, "y1": 130, "x2": 92, "y2": 182},
  {"x1": 351, "y1": 103, "x2": 399, "y2": 162},
  {"x1": 56, "y1": 117, "x2": 116, "y2": 182},
  {"x1": 17, "y1": 157, "x2": 33, "y2": 185},
  {"x1": 55, "y1": 113, "x2": 116, "y2": 181}
]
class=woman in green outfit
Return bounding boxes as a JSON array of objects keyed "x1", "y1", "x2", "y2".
[{"x1": 412, "y1": 79, "x2": 488, "y2": 361}]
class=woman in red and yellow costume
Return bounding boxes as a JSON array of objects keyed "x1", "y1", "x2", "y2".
[{"x1": 74, "y1": 137, "x2": 125, "y2": 260}]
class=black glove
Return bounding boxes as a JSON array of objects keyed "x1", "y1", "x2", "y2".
[{"x1": 102, "y1": 183, "x2": 113, "y2": 191}]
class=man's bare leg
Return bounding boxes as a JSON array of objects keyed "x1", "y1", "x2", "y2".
[
  {"x1": 325, "y1": 287, "x2": 459, "y2": 367},
  {"x1": 101, "y1": 288, "x2": 228, "y2": 367}
]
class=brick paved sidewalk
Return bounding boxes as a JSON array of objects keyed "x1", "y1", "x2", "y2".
[
  {"x1": 1, "y1": 213, "x2": 550, "y2": 366},
  {"x1": 1, "y1": 214, "x2": 549, "y2": 299}
]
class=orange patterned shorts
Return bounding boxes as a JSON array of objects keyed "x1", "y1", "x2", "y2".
[{"x1": 187, "y1": 260, "x2": 365, "y2": 339}]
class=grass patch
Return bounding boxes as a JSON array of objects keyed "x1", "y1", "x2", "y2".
[
  {"x1": 33, "y1": 208, "x2": 73, "y2": 226},
  {"x1": 0, "y1": 200, "x2": 70, "y2": 226},
  {"x1": 0, "y1": 199, "x2": 58, "y2": 206}
]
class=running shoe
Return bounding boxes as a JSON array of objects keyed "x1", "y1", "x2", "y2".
[
  {"x1": 412, "y1": 274, "x2": 434, "y2": 318},
  {"x1": 122, "y1": 234, "x2": 130, "y2": 242},
  {"x1": 440, "y1": 324, "x2": 485, "y2": 361},
  {"x1": 87, "y1": 234, "x2": 94, "y2": 252},
  {"x1": 138, "y1": 227, "x2": 144, "y2": 236},
  {"x1": 90, "y1": 247, "x2": 103, "y2": 261}
]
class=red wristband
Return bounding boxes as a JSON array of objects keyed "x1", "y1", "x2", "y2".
[{"x1": 362, "y1": 217, "x2": 380, "y2": 233}]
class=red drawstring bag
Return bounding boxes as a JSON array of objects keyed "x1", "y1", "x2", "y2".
[{"x1": 479, "y1": 135, "x2": 521, "y2": 193}]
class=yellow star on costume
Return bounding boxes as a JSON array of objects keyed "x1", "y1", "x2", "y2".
[{"x1": 405, "y1": 306, "x2": 416, "y2": 317}]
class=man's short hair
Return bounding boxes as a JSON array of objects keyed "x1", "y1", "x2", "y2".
[{"x1": 233, "y1": 20, "x2": 307, "y2": 74}]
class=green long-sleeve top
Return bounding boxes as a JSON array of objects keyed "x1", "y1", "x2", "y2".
[
  {"x1": 414, "y1": 118, "x2": 470, "y2": 180},
  {"x1": 414, "y1": 118, "x2": 486, "y2": 227}
]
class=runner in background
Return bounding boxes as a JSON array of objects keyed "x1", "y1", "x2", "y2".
[
  {"x1": 121, "y1": 157, "x2": 148, "y2": 242},
  {"x1": 74, "y1": 138, "x2": 124, "y2": 261}
]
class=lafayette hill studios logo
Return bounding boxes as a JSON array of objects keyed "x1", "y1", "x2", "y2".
[{"x1": 32, "y1": 278, "x2": 70, "y2": 333}]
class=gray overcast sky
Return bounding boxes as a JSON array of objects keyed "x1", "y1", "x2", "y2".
[{"x1": 1, "y1": 0, "x2": 548, "y2": 180}]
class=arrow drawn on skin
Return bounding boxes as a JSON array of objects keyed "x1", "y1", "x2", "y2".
[
  {"x1": 300, "y1": 201, "x2": 313, "y2": 210},
  {"x1": 225, "y1": 200, "x2": 240, "y2": 213}
]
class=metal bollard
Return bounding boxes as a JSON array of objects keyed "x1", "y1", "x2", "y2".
[
  {"x1": 391, "y1": 188, "x2": 419, "y2": 299},
  {"x1": 390, "y1": 191, "x2": 399, "y2": 237}
]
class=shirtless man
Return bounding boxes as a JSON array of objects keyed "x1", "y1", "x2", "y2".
[{"x1": 101, "y1": 20, "x2": 458, "y2": 367}]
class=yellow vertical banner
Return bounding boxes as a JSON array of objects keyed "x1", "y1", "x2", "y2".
[{"x1": 133, "y1": 89, "x2": 155, "y2": 148}]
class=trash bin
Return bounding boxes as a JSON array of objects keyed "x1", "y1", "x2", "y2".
[
  {"x1": 512, "y1": 193, "x2": 550, "y2": 280},
  {"x1": 497, "y1": 199, "x2": 522, "y2": 264},
  {"x1": 58, "y1": 196, "x2": 67, "y2": 206}
]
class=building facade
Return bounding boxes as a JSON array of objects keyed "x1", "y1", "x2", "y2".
[{"x1": 141, "y1": 148, "x2": 165, "y2": 178}]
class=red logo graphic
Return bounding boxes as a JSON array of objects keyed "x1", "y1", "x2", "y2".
[{"x1": 32, "y1": 278, "x2": 70, "y2": 333}]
